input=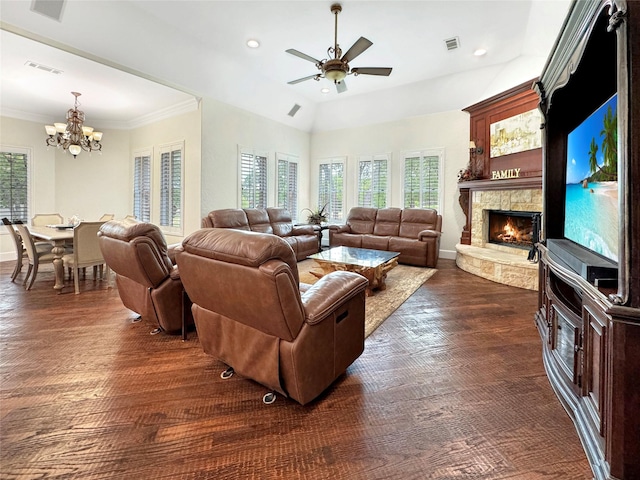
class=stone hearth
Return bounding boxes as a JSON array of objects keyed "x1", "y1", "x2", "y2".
[{"x1": 456, "y1": 187, "x2": 542, "y2": 290}]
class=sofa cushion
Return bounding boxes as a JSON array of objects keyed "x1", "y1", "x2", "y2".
[
  {"x1": 207, "y1": 209, "x2": 250, "y2": 230},
  {"x1": 245, "y1": 208, "x2": 273, "y2": 234},
  {"x1": 267, "y1": 207, "x2": 293, "y2": 237},
  {"x1": 373, "y1": 208, "x2": 401, "y2": 236},
  {"x1": 399, "y1": 208, "x2": 439, "y2": 238},
  {"x1": 346, "y1": 207, "x2": 377, "y2": 234},
  {"x1": 389, "y1": 236, "x2": 429, "y2": 267},
  {"x1": 361, "y1": 234, "x2": 390, "y2": 251},
  {"x1": 331, "y1": 232, "x2": 363, "y2": 248}
]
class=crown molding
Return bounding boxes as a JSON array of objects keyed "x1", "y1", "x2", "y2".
[{"x1": 1, "y1": 97, "x2": 200, "y2": 130}]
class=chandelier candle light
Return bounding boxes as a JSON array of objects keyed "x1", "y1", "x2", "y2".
[{"x1": 45, "y1": 92, "x2": 103, "y2": 158}]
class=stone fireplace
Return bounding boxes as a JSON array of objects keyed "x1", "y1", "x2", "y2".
[{"x1": 456, "y1": 185, "x2": 542, "y2": 290}]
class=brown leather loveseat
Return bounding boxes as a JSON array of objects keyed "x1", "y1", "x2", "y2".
[
  {"x1": 98, "y1": 220, "x2": 191, "y2": 336},
  {"x1": 176, "y1": 227, "x2": 368, "y2": 405},
  {"x1": 329, "y1": 207, "x2": 442, "y2": 267},
  {"x1": 201, "y1": 207, "x2": 319, "y2": 261}
]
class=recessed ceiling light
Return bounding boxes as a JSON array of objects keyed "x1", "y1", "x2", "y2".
[
  {"x1": 474, "y1": 48, "x2": 487, "y2": 56},
  {"x1": 246, "y1": 39, "x2": 260, "y2": 49},
  {"x1": 321, "y1": 87, "x2": 330, "y2": 94}
]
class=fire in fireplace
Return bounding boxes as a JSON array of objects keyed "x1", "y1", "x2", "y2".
[{"x1": 487, "y1": 210, "x2": 538, "y2": 249}]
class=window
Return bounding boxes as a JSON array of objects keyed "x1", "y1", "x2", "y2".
[
  {"x1": 239, "y1": 148, "x2": 268, "y2": 209},
  {"x1": 0, "y1": 147, "x2": 30, "y2": 223},
  {"x1": 277, "y1": 154, "x2": 298, "y2": 220},
  {"x1": 318, "y1": 157, "x2": 345, "y2": 222},
  {"x1": 133, "y1": 150, "x2": 151, "y2": 222},
  {"x1": 403, "y1": 150, "x2": 443, "y2": 211},
  {"x1": 358, "y1": 154, "x2": 389, "y2": 208},
  {"x1": 159, "y1": 142, "x2": 184, "y2": 234}
]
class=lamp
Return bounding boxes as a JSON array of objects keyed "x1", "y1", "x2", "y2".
[
  {"x1": 45, "y1": 92, "x2": 103, "y2": 158},
  {"x1": 469, "y1": 140, "x2": 483, "y2": 155}
]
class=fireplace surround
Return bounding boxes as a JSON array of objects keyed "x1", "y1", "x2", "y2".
[{"x1": 456, "y1": 185, "x2": 542, "y2": 290}]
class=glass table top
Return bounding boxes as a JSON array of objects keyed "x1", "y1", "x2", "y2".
[{"x1": 308, "y1": 246, "x2": 400, "y2": 268}]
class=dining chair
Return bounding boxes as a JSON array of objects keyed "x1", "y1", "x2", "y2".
[
  {"x1": 99, "y1": 214, "x2": 115, "y2": 221},
  {"x1": 15, "y1": 224, "x2": 57, "y2": 290},
  {"x1": 62, "y1": 221, "x2": 109, "y2": 294},
  {"x1": 31, "y1": 213, "x2": 64, "y2": 226},
  {"x1": 123, "y1": 215, "x2": 137, "y2": 221},
  {"x1": 2, "y1": 217, "x2": 26, "y2": 282}
]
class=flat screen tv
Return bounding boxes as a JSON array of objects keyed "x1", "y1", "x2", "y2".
[{"x1": 564, "y1": 93, "x2": 618, "y2": 263}]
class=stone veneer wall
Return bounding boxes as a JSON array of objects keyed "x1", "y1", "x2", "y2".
[
  {"x1": 455, "y1": 187, "x2": 543, "y2": 290},
  {"x1": 470, "y1": 188, "x2": 543, "y2": 247}
]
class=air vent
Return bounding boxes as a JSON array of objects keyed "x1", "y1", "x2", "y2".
[
  {"x1": 30, "y1": 0, "x2": 65, "y2": 22},
  {"x1": 288, "y1": 104, "x2": 301, "y2": 117},
  {"x1": 25, "y1": 61, "x2": 63, "y2": 75},
  {"x1": 444, "y1": 37, "x2": 460, "y2": 51}
]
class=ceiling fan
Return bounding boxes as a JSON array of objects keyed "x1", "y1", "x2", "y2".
[{"x1": 286, "y1": 3, "x2": 392, "y2": 93}]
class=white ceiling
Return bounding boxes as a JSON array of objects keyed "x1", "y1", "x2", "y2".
[{"x1": 0, "y1": 0, "x2": 572, "y2": 132}]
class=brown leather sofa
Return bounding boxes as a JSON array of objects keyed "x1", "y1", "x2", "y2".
[
  {"x1": 98, "y1": 220, "x2": 192, "y2": 336},
  {"x1": 201, "y1": 207, "x2": 319, "y2": 261},
  {"x1": 176, "y1": 227, "x2": 368, "y2": 405},
  {"x1": 329, "y1": 207, "x2": 442, "y2": 267}
]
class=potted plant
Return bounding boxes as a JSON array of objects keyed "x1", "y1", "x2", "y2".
[{"x1": 301, "y1": 204, "x2": 328, "y2": 225}]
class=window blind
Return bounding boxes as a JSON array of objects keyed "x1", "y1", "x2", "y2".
[
  {"x1": 160, "y1": 146, "x2": 182, "y2": 229},
  {"x1": 240, "y1": 151, "x2": 267, "y2": 209},
  {"x1": 0, "y1": 150, "x2": 29, "y2": 223},
  {"x1": 318, "y1": 159, "x2": 344, "y2": 222},
  {"x1": 277, "y1": 156, "x2": 298, "y2": 220},
  {"x1": 133, "y1": 153, "x2": 151, "y2": 222},
  {"x1": 358, "y1": 155, "x2": 388, "y2": 208},
  {"x1": 403, "y1": 153, "x2": 441, "y2": 210}
]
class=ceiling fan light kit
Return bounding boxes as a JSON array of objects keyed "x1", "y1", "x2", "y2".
[{"x1": 286, "y1": 3, "x2": 392, "y2": 93}]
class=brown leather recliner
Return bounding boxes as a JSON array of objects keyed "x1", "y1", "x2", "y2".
[
  {"x1": 176, "y1": 228, "x2": 368, "y2": 405},
  {"x1": 98, "y1": 220, "x2": 191, "y2": 336}
]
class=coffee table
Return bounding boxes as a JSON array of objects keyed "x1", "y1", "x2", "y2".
[{"x1": 307, "y1": 246, "x2": 400, "y2": 296}]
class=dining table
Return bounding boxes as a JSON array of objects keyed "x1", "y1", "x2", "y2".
[{"x1": 28, "y1": 224, "x2": 75, "y2": 293}]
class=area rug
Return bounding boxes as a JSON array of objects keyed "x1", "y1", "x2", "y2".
[{"x1": 297, "y1": 259, "x2": 437, "y2": 338}]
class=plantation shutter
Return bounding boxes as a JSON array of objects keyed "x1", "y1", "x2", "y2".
[
  {"x1": 0, "y1": 149, "x2": 29, "y2": 223},
  {"x1": 133, "y1": 153, "x2": 151, "y2": 222},
  {"x1": 277, "y1": 156, "x2": 298, "y2": 220},
  {"x1": 358, "y1": 155, "x2": 388, "y2": 208},
  {"x1": 318, "y1": 159, "x2": 344, "y2": 222},
  {"x1": 240, "y1": 151, "x2": 268, "y2": 209},
  {"x1": 403, "y1": 151, "x2": 442, "y2": 211},
  {"x1": 159, "y1": 143, "x2": 183, "y2": 232}
]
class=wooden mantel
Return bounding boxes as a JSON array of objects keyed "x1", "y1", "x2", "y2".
[{"x1": 459, "y1": 80, "x2": 544, "y2": 245}]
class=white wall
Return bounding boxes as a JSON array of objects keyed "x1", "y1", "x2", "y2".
[
  {"x1": 310, "y1": 109, "x2": 470, "y2": 258},
  {"x1": 129, "y1": 108, "x2": 202, "y2": 244},
  {"x1": 200, "y1": 97, "x2": 311, "y2": 219},
  {"x1": 54, "y1": 128, "x2": 131, "y2": 222}
]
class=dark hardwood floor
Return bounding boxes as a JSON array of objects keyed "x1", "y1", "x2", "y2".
[{"x1": 0, "y1": 259, "x2": 592, "y2": 479}]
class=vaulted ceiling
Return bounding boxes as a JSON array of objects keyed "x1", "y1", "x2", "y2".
[{"x1": 0, "y1": 0, "x2": 571, "y2": 132}]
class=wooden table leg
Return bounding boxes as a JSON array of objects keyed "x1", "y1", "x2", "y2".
[{"x1": 51, "y1": 241, "x2": 66, "y2": 293}]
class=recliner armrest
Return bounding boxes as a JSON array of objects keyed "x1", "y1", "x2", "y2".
[
  {"x1": 291, "y1": 225, "x2": 315, "y2": 235},
  {"x1": 301, "y1": 271, "x2": 368, "y2": 325},
  {"x1": 418, "y1": 229, "x2": 442, "y2": 241},
  {"x1": 328, "y1": 224, "x2": 350, "y2": 233},
  {"x1": 167, "y1": 242, "x2": 181, "y2": 265}
]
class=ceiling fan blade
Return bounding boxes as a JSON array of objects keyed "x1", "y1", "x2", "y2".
[
  {"x1": 287, "y1": 74, "x2": 319, "y2": 85},
  {"x1": 351, "y1": 67, "x2": 393, "y2": 76},
  {"x1": 341, "y1": 37, "x2": 373, "y2": 63},
  {"x1": 336, "y1": 80, "x2": 347, "y2": 94},
  {"x1": 286, "y1": 49, "x2": 321, "y2": 64}
]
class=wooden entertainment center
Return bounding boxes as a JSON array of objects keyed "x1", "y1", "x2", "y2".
[{"x1": 534, "y1": 1, "x2": 639, "y2": 479}]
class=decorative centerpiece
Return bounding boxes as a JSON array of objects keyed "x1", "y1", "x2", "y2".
[
  {"x1": 302, "y1": 204, "x2": 328, "y2": 225},
  {"x1": 457, "y1": 162, "x2": 481, "y2": 182}
]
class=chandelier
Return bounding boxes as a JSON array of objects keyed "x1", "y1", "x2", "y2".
[{"x1": 45, "y1": 92, "x2": 103, "y2": 158}]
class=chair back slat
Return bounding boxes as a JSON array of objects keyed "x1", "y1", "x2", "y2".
[{"x1": 31, "y1": 213, "x2": 63, "y2": 226}]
